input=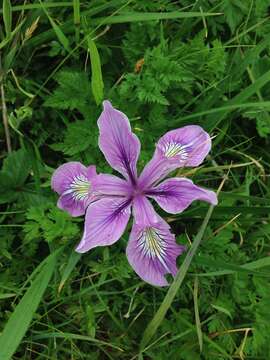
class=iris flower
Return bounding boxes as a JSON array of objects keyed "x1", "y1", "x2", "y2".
[{"x1": 52, "y1": 101, "x2": 217, "y2": 286}]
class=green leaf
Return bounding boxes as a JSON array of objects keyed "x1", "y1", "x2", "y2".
[
  {"x1": 44, "y1": 69, "x2": 92, "y2": 115},
  {"x1": 51, "y1": 119, "x2": 97, "y2": 156},
  {"x1": 58, "y1": 251, "x2": 81, "y2": 293},
  {"x1": 223, "y1": 0, "x2": 246, "y2": 33},
  {"x1": 94, "y1": 11, "x2": 222, "y2": 25},
  {"x1": 0, "y1": 250, "x2": 59, "y2": 360},
  {"x1": 211, "y1": 304, "x2": 233, "y2": 319},
  {"x1": 2, "y1": 149, "x2": 30, "y2": 186},
  {"x1": 39, "y1": 0, "x2": 71, "y2": 53},
  {"x1": 0, "y1": 149, "x2": 32, "y2": 204},
  {"x1": 3, "y1": 0, "x2": 12, "y2": 37},
  {"x1": 0, "y1": 19, "x2": 24, "y2": 50},
  {"x1": 32, "y1": 332, "x2": 123, "y2": 352},
  {"x1": 87, "y1": 36, "x2": 104, "y2": 105}
]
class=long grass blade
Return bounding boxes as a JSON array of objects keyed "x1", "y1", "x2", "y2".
[
  {"x1": 73, "y1": 0, "x2": 80, "y2": 42},
  {"x1": 194, "y1": 276, "x2": 203, "y2": 352},
  {"x1": 94, "y1": 11, "x2": 222, "y2": 25},
  {"x1": 39, "y1": 0, "x2": 71, "y2": 53},
  {"x1": 3, "y1": 0, "x2": 12, "y2": 37},
  {"x1": 58, "y1": 251, "x2": 81, "y2": 293},
  {"x1": 33, "y1": 332, "x2": 123, "y2": 352},
  {"x1": 0, "y1": 250, "x2": 59, "y2": 360},
  {"x1": 87, "y1": 36, "x2": 104, "y2": 105}
]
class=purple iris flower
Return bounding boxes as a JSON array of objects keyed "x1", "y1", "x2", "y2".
[{"x1": 51, "y1": 101, "x2": 217, "y2": 286}]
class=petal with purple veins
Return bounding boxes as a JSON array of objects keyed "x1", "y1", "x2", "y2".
[
  {"x1": 139, "y1": 125, "x2": 211, "y2": 188},
  {"x1": 51, "y1": 162, "x2": 97, "y2": 217},
  {"x1": 98, "y1": 100, "x2": 141, "y2": 184},
  {"x1": 147, "y1": 177, "x2": 218, "y2": 214},
  {"x1": 127, "y1": 196, "x2": 185, "y2": 286},
  {"x1": 92, "y1": 174, "x2": 132, "y2": 199},
  {"x1": 76, "y1": 197, "x2": 131, "y2": 253}
]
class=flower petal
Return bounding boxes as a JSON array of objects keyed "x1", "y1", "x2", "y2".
[
  {"x1": 132, "y1": 195, "x2": 159, "y2": 226},
  {"x1": 92, "y1": 174, "x2": 132, "y2": 198},
  {"x1": 139, "y1": 125, "x2": 211, "y2": 188},
  {"x1": 127, "y1": 196, "x2": 184, "y2": 286},
  {"x1": 76, "y1": 197, "x2": 131, "y2": 253},
  {"x1": 98, "y1": 100, "x2": 141, "y2": 184},
  {"x1": 51, "y1": 162, "x2": 97, "y2": 217},
  {"x1": 147, "y1": 177, "x2": 218, "y2": 214}
]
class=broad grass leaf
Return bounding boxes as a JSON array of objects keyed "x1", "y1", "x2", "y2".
[{"x1": 0, "y1": 250, "x2": 59, "y2": 360}]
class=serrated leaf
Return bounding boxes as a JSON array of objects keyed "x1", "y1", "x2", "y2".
[
  {"x1": 0, "y1": 149, "x2": 32, "y2": 204},
  {"x1": 44, "y1": 70, "x2": 92, "y2": 115},
  {"x1": 2, "y1": 148, "x2": 30, "y2": 186}
]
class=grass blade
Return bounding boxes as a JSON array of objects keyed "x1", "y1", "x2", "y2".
[
  {"x1": 33, "y1": 332, "x2": 123, "y2": 352},
  {"x1": 73, "y1": 0, "x2": 80, "y2": 42},
  {"x1": 94, "y1": 11, "x2": 222, "y2": 25},
  {"x1": 58, "y1": 251, "x2": 81, "y2": 293},
  {"x1": 0, "y1": 2, "x2": 73, "y2": 13},
  {"x1": 39, "y1": 0, "x2": 71, "y2": 53},
  {"x1": 3, "y1": 0, "x2": 12, "y2": 37},
  {"x1": 194, "y1": 255, "x2": 270, "y2": 277},
  {"x1": 194, "y1": 277, "x2": 203, "y2": 353},
  {"x1": 140, "y1": 205, "x2": 215, "y2": 351},
  {"x1": 87, "y1": 36, "x2": 104, "y2": 105},
  {"x1": 0, "y1": 250, "x2": 59, "y2": 360}
]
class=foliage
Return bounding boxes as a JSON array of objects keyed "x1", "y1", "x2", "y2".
[{"x1": 0, "y1": 1, "x2": 270, "y2": 359}]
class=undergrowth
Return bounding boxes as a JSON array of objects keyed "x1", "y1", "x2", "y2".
[{"x1": 0, "y1": 1, "x2": 270, "y2": 359}]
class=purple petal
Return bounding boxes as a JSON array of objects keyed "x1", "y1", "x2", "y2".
[
  {"x1": 98, "y1": 100, "x2": 141, "y2": 183},
  {"x1": 76, "y1": 197, "x2": 131, "y2": 253},
  {"x1": 132, "y1": 195, "x2": 159, "y2": 226},
  {"x1": 127, "y1": 196, "x2": 185, "y2": 286},
  {"x1": 147, "y1": 177, "x2": 218, "y2": 214},
  {"x1": 92, "y1": 174, "x2": 132, "y2": 198},
  {"x1": 139, "y1": 125, "x2": 211, "y2": 188},
  {"x1": 51, "y1": 162, "x2": 97, "y2": 217}
]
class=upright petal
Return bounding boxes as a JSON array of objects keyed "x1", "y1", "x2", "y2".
[
  {"x1": 139, "y1": 125, "x2": 211, "y2": 188},
  {"x1": 98, "y1": 100, "x2": 141, "y2": 184},
  {"x1": 51, "y1": 162, "x2": 97, "y2": 217},
  {"x1": 127, "y1": 196, "x2": 184, "y2": 286},
  {"x1": 147, "y1": 177, "x2": 218, "y2": 214},
  {"x1": 76, "y1": 197, "x2": 131, "y2": 253}
]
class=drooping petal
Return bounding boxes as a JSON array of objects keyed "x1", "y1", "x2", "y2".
[
  {"x1": 132, "y1": 195, "x2": 159, "y2": 226},
  {"x1": 139, "y1": 125, "x2": 211, "y2": 188},
  {"x1": 127, "y1": 196, "x2": 184, "y2": 286},
  {"x1": 147, "y1": 177, "x2": 217, "y2": 214},
  {"x1": 92, "y1": 174, "x2": 132, "y2": 198},
  {"x1": 76, "y1": 197, "x2": 131, "y2": 253},
  {"x1": 51, "y1": 162, "x2": 97, "y2": 217},
  {"x1": 98, "y1": 100, "x2": 141, "y2": 184}
]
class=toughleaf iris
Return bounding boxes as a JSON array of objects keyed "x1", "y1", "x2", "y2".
[{"x1": 51, "y1": 101, "x2": 217, "y2": 286}]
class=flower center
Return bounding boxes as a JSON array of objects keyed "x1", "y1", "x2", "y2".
[
  {"x1": 63, "y1": 174, "x2": 90, "y2": 201},
  {"x1": 137, "y1": 226, "x2": 169, "y2": 270},
  {"x1": 162, "y1": 141, "x2": 189, "y2": 159}
]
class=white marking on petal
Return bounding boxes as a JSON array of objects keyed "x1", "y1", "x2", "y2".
[
  {"x1": 137, "y1": 227, "x2": 169, "y2": 271},
  {"x1": 63, "y1": 174, "x2": 90, "y2": 202},
  {"x1": 162, "y1": 141, "x2": 190, "y2": 159}
]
